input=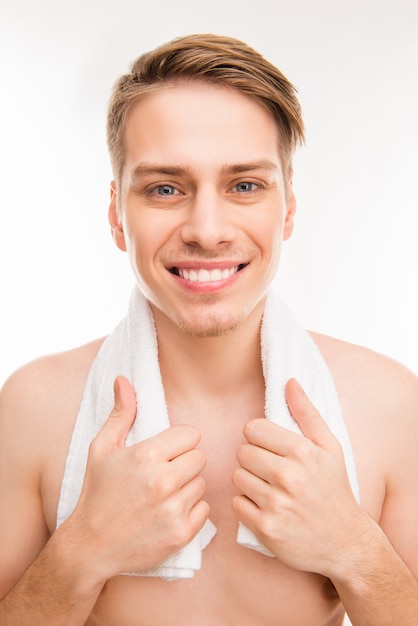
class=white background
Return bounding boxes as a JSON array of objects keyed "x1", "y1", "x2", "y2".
[{"x1": 1, "y1": 0, "x2": 417, "y2": 389}]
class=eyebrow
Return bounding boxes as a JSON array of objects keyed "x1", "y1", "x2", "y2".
[
  {"x1": 221, "y1": 160, "x2": 279, "y2": 175},
  {"x1": 129, "y1": 159, "x2": 279, "y2": 181}
]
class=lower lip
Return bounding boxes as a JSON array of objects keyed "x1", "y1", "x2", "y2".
[{"x1": 170, "y1": 268, "x2": 243, "y2": 294}]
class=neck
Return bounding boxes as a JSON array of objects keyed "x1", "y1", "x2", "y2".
[{"x1": 153, "y1": 300, "x2": 265, "y2": 403}]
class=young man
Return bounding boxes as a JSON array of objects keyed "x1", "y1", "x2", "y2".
[{"x1": 0, "y1": 34, "x2": 417, "y2": 626}]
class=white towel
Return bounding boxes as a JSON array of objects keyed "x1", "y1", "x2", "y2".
[
  {"x1": 236, "y1": 290, "x2": 359, "y2": 555},
  {"x1": 56, "y1": 287, "x2": 217, "y2": 580},
  {"x1": 56, "y1": 286, "x2": 359, "y2": 577}
]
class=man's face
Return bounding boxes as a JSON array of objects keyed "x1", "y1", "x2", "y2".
[{"x1": 109, "y1": 82, "x2": 296, "y2": 337}]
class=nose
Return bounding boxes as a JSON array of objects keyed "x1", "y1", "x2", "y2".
[{"x1": 180, "y1": 188, "x2": 237, "y2": 250}]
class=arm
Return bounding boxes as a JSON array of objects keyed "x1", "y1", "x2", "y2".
[
  {"x1": 0, "y1": 374, "x2": 209, "y2": 625},
  {"x1": 0, "y1": 363, "x2": 97, "y2": 625},
  {"x1": 232, "y1": 376, "x2": 418, "y2": 625},
  {"x1": 0, "y1": 528, "x2": 105, "y2": 626},
  {"x1": 335, "y1": 361, "x2": 418, "y2": 624}
]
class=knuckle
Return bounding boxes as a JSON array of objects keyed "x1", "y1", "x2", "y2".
[
  {"x1": 269, "y1": 464, "x2": 283, "y2": 485},
  {"x1": 258, "y1": 513, "x2": 280, "y2": 541},
  {"x1": 264, "y1": 488, "x2": 282, "y2": 511},
  {"x1": 159, "y1": 504, "x2": 191, "y2": 547},
  {"x1": 293, "y1": 436, "x2": 315, "y2": 462},
  {"x1": 151, "y1": 473, "x2": 176, "y2": 499},
  {"x1": 134, "y1": 441, "x2": 159, "y2": 464},
  {"x1": 283, "y1": 470, "x2": 305, "y2": 495},
  {"x1": 170, "y1": 523, "x2": 190, "y2": 548},
  {"x1": 108, "y1": 407, "x2": 123, "y2": 420}
]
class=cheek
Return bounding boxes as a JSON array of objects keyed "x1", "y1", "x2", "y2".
[
  {"x1": 122, "y1": 224, "x2": 147, "y2": 269},
  {"x1": 246, "y1": 211, "x2": 284, "y2": 251},
  {"x1": 123, "y1": 217, "x2": 172, "y2": 274}
]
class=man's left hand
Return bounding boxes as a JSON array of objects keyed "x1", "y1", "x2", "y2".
[{"x1": 232, "y1": 378, "x2": 364, "y2": 577}]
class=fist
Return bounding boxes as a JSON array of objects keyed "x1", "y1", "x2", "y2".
[{"x1": 69, "y1": 376, "x2": 210, "y2": 578}]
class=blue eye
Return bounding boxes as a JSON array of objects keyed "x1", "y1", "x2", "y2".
[
  {"x1": 155, "y1": 184, "x2": 178, "y2": 195},
  {"x1": 234, "y1": 182, "x2": 257, "y2": 193}
]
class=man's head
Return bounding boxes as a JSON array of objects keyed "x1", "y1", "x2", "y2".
[
  {"x1": 107, "y1": 33, "x2": 305, "y2": 190},
  {"x1": 107, "y1": 35, "x2": 305, "y2": 337}
]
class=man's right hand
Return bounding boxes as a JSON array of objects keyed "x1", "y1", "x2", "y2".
[{"x1": 66, "y1": 375, "x2": 209, "y2": 580}]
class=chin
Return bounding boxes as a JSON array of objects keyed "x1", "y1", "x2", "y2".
[
  {"x1": 172, "y1": 306, "x2": 251, "y2": 338},
  {"x1": 178, "y1": 323, "x2": 240, "y2": 339},
  {"x1": 150, "y1": 292, "x2": 266, "y2": 338}
]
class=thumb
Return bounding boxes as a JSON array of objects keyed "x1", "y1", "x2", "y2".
[
  {"x1": 98, "y1": 376, "x2": 137, "y2": 449},
  {"x1": 285, "y1": 378, "x2": 340, "y2": 453}
]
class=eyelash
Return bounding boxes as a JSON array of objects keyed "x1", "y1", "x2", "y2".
[
  {"x1": 151, "y1": 184, "x2": 181, "y2": 197},
  {"x1": 232, "y1": 181, "x2": 260, "y2": 193},
  {"x1": 148, "y1": 181, "x2": 262, "y2": 195},
  {"x1": 141, "y1": 179, "x2": 266, "y2": 205}
]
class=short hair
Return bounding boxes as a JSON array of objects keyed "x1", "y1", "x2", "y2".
[{"x1": 107, "y1": 33, "x2": 305, "y2": 186}]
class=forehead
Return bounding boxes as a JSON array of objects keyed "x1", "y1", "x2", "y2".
[{"x1": 122, "y1": 82, "x2": 283, "y2": 176}]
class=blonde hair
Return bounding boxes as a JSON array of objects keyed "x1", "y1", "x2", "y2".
[{"x1": 107, "y1": 34, "x2": 305, "y2": 185}]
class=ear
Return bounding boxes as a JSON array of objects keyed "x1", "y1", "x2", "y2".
[
  {"x1": 283, "y1": 169, "x2": 297, "y2": 241},
  {"x1": 108, "y1": 181, "x2": 127, "y2": 252}
]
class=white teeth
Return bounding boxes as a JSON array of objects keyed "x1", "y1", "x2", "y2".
[{"x1": 178, "y1": 266, "x2": 238, "y2": 282}]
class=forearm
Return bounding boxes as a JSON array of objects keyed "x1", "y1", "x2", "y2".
[
  {"x1": 331, "y1": 521, "x2": 418, "y2": 626},
  {"x1": 0, "y1": 525, "x2": 105, "y2": 626}
]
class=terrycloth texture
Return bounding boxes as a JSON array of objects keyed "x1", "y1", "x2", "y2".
[
  {"x1": 56, "y1": 286, "x2": 359, "y2": 577},
  {"x1": 236, "y1": 290, "x2": 360, "y2": 556},
  {"x1": 56, "y1": 287, "x2": 217, "y2": 580}
]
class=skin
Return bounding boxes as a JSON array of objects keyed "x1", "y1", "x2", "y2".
[{"x1": 0, "y1": 82, "x2": 418, "y2": 626}]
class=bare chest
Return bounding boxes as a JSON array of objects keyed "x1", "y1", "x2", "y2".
[
  {"x1": 91, "y1": 401, "x2": 344, "y2": 625},
  {"x1": 87, "y1": 547, "x2": 345, "y2": 626},
  {"x1": 41, "y1": 371, "x2": 382, "y2": 626}
]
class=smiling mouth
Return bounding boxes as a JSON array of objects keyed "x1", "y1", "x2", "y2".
[{"x1": 169, "y1": 264, "x2": 247, "y2": 283}]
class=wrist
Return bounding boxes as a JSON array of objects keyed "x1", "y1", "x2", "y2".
[
  {"x1": 0, "y1": 525, "x2": 106, "y2": 625},
  {"x1": 51, "y1": 520, "x2": 108, "y2": 597},
  {"x1": 327, "y1": 514, "x2": 418, "y2": 626},
  {"x1": 324, "y1": 510, "x2": 385, "y2": 586},
  {"x1": 329, "y1": 516, "x2": 406, "y2": 597}
]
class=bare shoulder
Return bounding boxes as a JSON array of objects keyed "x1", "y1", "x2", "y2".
[
  {"x1": 1, "y1": 337, "x2": 106, "y2": 428},
  {"x1": 309, "y1": 330, "x2": 418, "y2": 419},
  {"x1": 0, "y1": 338, "x2": 106, "y2": 596},
  {"x1": 309, "y1": 330, "x2": 418, "y2": 454},
  {"x1": 310, "y1": 330, "x2": 418, "y2": 511},
  {"x1": 0, "y1": 337, "x2": 106, "y2": 478}
]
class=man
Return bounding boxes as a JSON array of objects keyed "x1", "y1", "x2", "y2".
[{"x1": 0, "y1": 34, "x2": 417, "y2": 625}]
